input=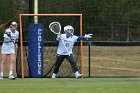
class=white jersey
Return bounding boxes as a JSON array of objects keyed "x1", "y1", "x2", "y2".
[
  {"x1": 57, "y1": 34, "x2": 78, "y2": 55},
  {"x1": 1, "y1": 28, "x2": 19, "y2": 54}
]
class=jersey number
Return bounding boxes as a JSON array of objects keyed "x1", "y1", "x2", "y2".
[{"x1": 65, "y1": 43, "x2": 69, "y2": 47}]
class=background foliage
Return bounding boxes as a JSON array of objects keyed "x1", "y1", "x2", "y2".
[{"x1": 0, "y1": 0, "x2": 140, "y2": 41}]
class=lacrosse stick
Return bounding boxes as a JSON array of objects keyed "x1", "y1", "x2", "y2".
[
  {"x1": 49, "y1": 22, "x2": 70, "y2": 56},
  {"x1": 5, "y1": 32, "x2": 18, "y2": 48}
]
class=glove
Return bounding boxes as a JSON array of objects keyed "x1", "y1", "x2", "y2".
[
  {"x1": 84, "y1": 34, "x2": 93, "y2": 40},
  {"x1": 56, "y1": 32, "x2": 61, "y2": 40},
  {"x1": 15, "y1": 43, "x2": 18, "y2": 48},
  {"x1": 10, "y1": 39, "x2": 15, "y2": 43},
  {"x1": 15, "y1": 39, "x2": 18, "y2": 43}
]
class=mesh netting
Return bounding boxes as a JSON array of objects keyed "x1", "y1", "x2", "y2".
[
  {"x1": 16, "y1": 43, "x2": 80, "y2": 78},
  {"x1": 16, "y1": 16, "x2": 81, "y2": 78}
]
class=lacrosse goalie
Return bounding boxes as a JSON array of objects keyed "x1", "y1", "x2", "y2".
[{"x1": 51, "y1": 25, "x2": 92, "y2": 78}]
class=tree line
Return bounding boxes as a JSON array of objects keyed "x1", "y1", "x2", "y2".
[{"x1": 0, "y1": 0, "x2": 140, "y2": 41}]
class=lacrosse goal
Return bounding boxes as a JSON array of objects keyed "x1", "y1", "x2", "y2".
[{"x1": 17, "y1": 14, "x2": 83, "y2": 79}]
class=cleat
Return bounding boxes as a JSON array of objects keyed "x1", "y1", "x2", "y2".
[
  {"x1": 75, "y1": 71, "x2": 83, "y2": 78},
  {"x1": 0, "y1": 76, "x2": 3, "y2": 80},
  {"x1": 8, "y1": 75, "x2": 16, "y2": 80},
  {"x1": 51, "y1": 73, "x2": 56, "y2": 79},
  {"x1": 75, "y1": 74, "x2": 83, "y2": 78}
]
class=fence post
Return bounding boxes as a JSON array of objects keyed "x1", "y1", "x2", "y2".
[{"x1": 88, "y1": 41, "x2": 91, "y2": 78}]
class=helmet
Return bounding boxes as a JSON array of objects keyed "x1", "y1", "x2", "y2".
[{"x1": 64, "y1": 25, "x2": 74, "y2": 35}]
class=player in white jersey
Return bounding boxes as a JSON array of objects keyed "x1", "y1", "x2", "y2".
[
  {"x1": 0, "y1": 21, "x2": 19, "y2": 80},
  {"x1": 52, "y1": 25, "x2": 92, "y2": 78}
]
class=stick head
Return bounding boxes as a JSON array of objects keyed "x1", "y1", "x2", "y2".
[{"x1": 49, "y1": 22, "x2": 61, "y2": 34}]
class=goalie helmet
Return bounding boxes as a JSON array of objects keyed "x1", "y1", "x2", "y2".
[{"x1": 64, "y1": 25, "x2": 74, "y2": 35}]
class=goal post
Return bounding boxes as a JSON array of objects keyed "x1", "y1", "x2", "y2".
[{"x1": 19, "y1": 14, "x2": 83, "y2": 79}]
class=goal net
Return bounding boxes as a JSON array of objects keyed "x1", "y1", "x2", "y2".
[{"x1": 16, "y1": 14, "x2": 83, "y2": 78}]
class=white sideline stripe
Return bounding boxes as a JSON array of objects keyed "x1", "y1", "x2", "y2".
[
  {"x1": 92, "y1": 57, "x2": 140, "y2": 64},
  {"x1": 94, "y1": 65, "x2": 140, "y2": 72},
  {"x1": 1, "y1": 84, "x2": 36, "y2": 86}
]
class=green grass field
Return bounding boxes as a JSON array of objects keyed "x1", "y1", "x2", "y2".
[
  {"x1": 0, "y1": 78, "x2": 140, "y2": 93},
  {"x1": 0, "y1": 46, "x2": 140, "y2": 93}
]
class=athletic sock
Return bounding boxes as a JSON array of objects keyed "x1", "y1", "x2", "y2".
[
  {"x1": 0, "y1": 72, "x2": 3, "y2": 77},
  {"x1": 9, "y1": 71, "x2": 13, "y2": 76}
]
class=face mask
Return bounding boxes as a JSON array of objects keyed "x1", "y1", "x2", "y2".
[
  {"x1": 65, "y1": 31, "x2": 72, "y2": 38},
  {"x1": 67, "y1": 29, "x2": 74, "y2": 35}
]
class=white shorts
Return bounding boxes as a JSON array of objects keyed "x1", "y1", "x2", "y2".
[{"x1": 1, "y1": 43, "x2": 15, "y2": 54}]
